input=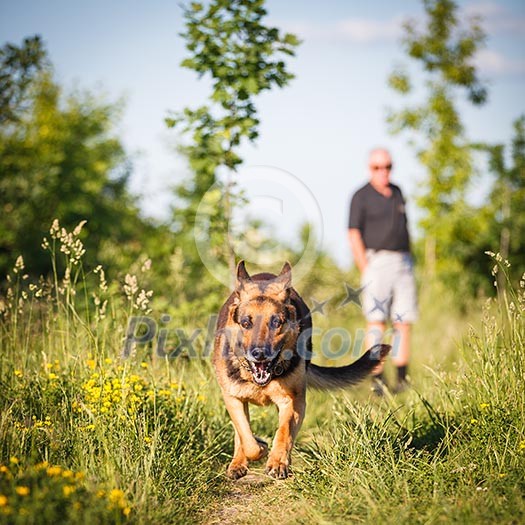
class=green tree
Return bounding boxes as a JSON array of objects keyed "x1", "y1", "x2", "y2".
[
  {"x1": 167, "y1": 0, "x2": 300, "y2": 291},
  {"x1": 0, "y1": 38, "x2": 172, "y2": 279},
  {"x1": 388, "y1": 0, "x2": 487, "y2": 281},
  {"x1": 472, "y1": 116, "x2": 525, "y2": 290},
  {"x1": 0, "y1": 35, "x2": 47, "y2": 125}
]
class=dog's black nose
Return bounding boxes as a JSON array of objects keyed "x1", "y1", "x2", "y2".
[{"x1": 247, "y1": 346, "x2": 267, "y2": 362}]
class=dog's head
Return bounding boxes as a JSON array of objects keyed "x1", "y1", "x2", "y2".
[{"x1": 226, "y1": 260, "x2": 301, "y2": 387}]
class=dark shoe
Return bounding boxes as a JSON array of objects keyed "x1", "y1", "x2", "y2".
[
  {"x1": 371, "y1": 376, "x2": 388, "y2": 397},
  {"x1": 392, "y1": 379, "x2": 410, "y2": 394}
]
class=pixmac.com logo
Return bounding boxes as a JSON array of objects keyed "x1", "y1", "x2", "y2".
[
  {"x1": 121, "y1": 314, "x2": 218, "y2": 359},
  {"x1": 121, "y1": 283, "x2": 403, "y2": 361}
]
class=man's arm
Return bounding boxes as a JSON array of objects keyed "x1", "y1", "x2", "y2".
[{"x1": 348, "y1": 228, "x2": 367, "y2": 273}]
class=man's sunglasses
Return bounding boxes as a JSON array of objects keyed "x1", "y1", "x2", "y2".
[{"x1": 371, "y1": 164, "x2": 393, "y2": 171}]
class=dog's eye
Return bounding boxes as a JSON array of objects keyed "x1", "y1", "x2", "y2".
[
  {"x1": 240, "y1": 318, "x2": 252, "y2": 329},
  {"x1": 270, "y1": 316, "x2": 282, "y2": 329}
]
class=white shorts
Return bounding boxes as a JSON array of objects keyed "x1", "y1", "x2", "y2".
[{"x1": 361, "y1": 250, "x2": 418, "y2": 323}]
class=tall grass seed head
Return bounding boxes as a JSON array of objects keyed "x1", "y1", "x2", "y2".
[{"x1": 13, "y1": 255, "x2": 25, "y2": 274}]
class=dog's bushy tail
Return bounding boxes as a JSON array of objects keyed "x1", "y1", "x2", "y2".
[{"x1": 306, "y1": 344, "x2": 391, "y2": 390}]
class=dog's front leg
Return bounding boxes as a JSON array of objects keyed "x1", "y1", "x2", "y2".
[
  {"x1": 223, "y1": 395, "x2": 268, "y2": 479},
  {"x1": 228, "y1": 402, "x2": 251, "y2": 479},
  {"x1": 265, "y1": 391, "x2": 306, "y2": 479}
]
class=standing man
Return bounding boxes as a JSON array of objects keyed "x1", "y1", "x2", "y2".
[{"x1": 348, "y1": 148, "x2": 417, "y2": 394}]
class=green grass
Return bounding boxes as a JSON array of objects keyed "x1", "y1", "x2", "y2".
[
  {"x1": 290, "y1": 265, "x2": 525, "y2": 524},
  {"x1": 0, "y1": 223, "x2": 524, "y2": 524}
]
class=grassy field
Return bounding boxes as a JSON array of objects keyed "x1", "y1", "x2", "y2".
[{"x1": 0, "y1": 224, "x2": 524, "y2": 524}]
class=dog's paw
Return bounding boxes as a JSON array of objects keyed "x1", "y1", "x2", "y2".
[
  {"x1": 226, "y1": 461, "x2": 249, "y2": 480},
  {"x1": 264, "y1": 459, "x2": 291, "y2": 479}
]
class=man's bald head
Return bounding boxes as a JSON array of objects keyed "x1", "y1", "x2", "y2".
[{"x1": 368, "y1": 148, "x2": 393, "y2": 191}]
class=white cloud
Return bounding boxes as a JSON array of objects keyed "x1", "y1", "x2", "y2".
[
  {"x1": 474, "y1": 49, "x2": 525, "y2": 76},
  {"x1": 465, "y1": 1, "x2": 504, "y2": 18},
  {"x1": 271, "y1": 16, "x2": 403, "y2": 44},
  {"x1": 276, "y1": 3, "x2": 525, "y2": 44},
  {"x1": 272, "y1": 8, "x2": 525, "y2": 78},
  {"x1": 466, "y1": 1, "x2": 525, "y2": 35},
  {"x1": 334, "y1": 17, "x2": 403, "y2": 43}
]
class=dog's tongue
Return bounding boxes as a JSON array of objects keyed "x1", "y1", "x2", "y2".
[{"x1": 253, "y1": 363, "x2": 271, "y2": 385}]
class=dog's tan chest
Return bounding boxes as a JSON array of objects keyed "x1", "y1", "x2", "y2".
[
  {"x1": 225, "y1": 381, "x2": 274, "y2": 406},
  {"x1": 225, "y1": 363, "x2": 305, "y2": 407}
]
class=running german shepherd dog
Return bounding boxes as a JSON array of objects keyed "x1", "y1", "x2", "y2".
[{"x1": 213, "y1": 261, "x2": 390, "y2": 479}]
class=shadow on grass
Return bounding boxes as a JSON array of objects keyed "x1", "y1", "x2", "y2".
[{"x1": 393, "y1": 393, "x2": 461, "y2": 458}]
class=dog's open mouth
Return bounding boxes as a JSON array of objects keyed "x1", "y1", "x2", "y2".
[
  {"x1": 249, "y1": 361, "x2": 273, "y2": 386},
  {"x1": 246, "y1": 351, "x2": 285, "y2": 386}
]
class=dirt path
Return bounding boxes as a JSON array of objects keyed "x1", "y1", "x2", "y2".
[{"x1": 203, "y1": 469, "x2": 312, "y2": 525}]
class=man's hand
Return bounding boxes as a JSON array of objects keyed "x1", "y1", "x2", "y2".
[{"x1": 348, "y1": 229, "x2": 367, "y2": 273}]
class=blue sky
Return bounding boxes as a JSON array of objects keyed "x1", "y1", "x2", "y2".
[{"x1": 1, "y1": 0, "x2": 524, "y2": 268}]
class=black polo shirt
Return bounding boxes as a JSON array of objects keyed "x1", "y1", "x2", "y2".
[{"x1": 348, "y1": 182, "x2": 410, "y2": 252}]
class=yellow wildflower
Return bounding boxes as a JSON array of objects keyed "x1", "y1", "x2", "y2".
[
  {"x1": 0, "y1": 495, "x2": 7, "y2": 507},
  {"x1": 15, "y1": 486, "x2": 30, "y2": 496},
  {"x1": 9, "y1": 457, "x2": 18, "y2": 465},
  {"x1": 14, "y1": 370, "x2": 22, "y2": 378},
  {"x1": 108, "y1": 488, "x2": 127, "y2": 508},
  {"x1": 108, "y1": 488, "x2": 125, "y2": 501},
  {"x1": 47, "y1": 466, "x2": 62, "y2": 476},
  {"x1": 63, "y1": 485, "x2": 75, "y2": 497}
]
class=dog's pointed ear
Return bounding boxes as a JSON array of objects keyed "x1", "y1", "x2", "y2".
[
  {"x1": 235, "y1": 260, "x2": 259, "y2": 301},
  {"x1": 236, "y1": 260, "x2": 252, "y2": 290},
  {"x1": 266, "y1": 261, "x2": 292, "y2": 300},
  {"x1": 277, "y1": 261, "x2": 292, "y2": 289}
]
